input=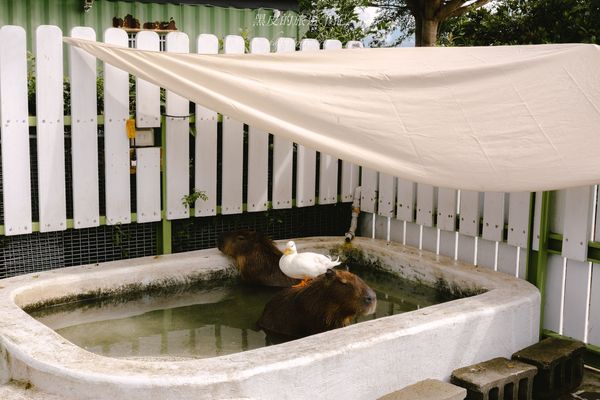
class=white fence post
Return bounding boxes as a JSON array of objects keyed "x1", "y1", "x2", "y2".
[
  {"x1": 437, "y1": 188, "x2": 457, "y2": 232},
  {"x1": 35, "y1": 25, "x2": 66, "y2": 233},
  {"x1": 340, "y1": 40, "x2": 361, "y2": 202},
  {"x1": 194, "y1": 34, "x2": 219, "y2": 217},
  {"x1": 416, "y1": 184, "x2": 435, "y2": 227},
  {"x1": 70, "y1": 27, "x2": 99, "y2": 229},
  {"x1": 457, "y1": 190, "x2": 481, "y2": 264},
  {"x1": 135, "y1": 31, "x2": 160, "y2": 128},
  {"x1": 377, "y1": 174, "x2": 395, "y2": 218},
  {"x1": 246, "y1": 37, "x2": 270, "y2": 213},
  {"x1": 562, "y1": 186, "x2": 594, "y2": 261},
  {"x1": 136, "y1": 147, "x2": 161, "y2": 222},
  {"x1": 0, "y1": 25, "x2": 32, "y2": 236},
  {"x1": 318, "y1": 39, "x2": 342, "y2": 205},
  {"x1": 295, "y1": 38, "x2": 319, "y2": 208},
  {"x1": 507, "y1": 192, "x2": 530, "y2": 248},
  {"x1": 103, "y1": 28, "x2": 131, "y2": 225},
  {"x1": 396, "y1": 179, "x2": 415, "y2": 222},
  {"x1": 165, "y1": 32, "x2": 190, "y2": 220},
  {"x1": 272, "y1": 37, "x2": 295, "y2": 209},
  {"x1": 221, "y1": 35, "x2": 245, "y2": 215},
  {"x1": 437, "y1": 187, "x2": 458, "y2": 258},
  {"x1": 482, "y1": 192, "x2": 505, "y2": 242}
]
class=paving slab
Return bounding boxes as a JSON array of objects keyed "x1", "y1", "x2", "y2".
[{"x1": 378, "y1": 378, "x2": 466, "y2": 400}]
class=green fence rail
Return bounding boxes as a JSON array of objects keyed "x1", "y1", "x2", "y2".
[{"x1": 528, "y1": 191, "x2": 600, "y2": 369}]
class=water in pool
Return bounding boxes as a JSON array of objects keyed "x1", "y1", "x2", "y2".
[{"x1": 29, "y1": 265, "x2": 442, "y2": 360}]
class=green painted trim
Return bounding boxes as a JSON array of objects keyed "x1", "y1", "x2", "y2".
[
  {"x1": 158, "y1": 117, "x2": 172, "y2": 255},
  {"x1": 27, "y1": 115, "x2": 122, "y2": 127},
  {"x1": 542, "y1": 329, "x2": 600, "y2": 369},
  {"x1": 526, "y1": 192, "x2": 536, "y2": 284},
  {"x1": 589, "y1": 241, "x2": 600, "y2": 249},
  {"x1": 536, "y1": 191, "x2": 551, "y2": 337},
  {"x1": 158, "y1": 211, "x2": 172, "y2": 255},
  {"x1": 0, "y1": 214, "x2": 141, "y2": 235},
  {"x1": 546, "y1": 232, "x2": 600, "y2": 264}
]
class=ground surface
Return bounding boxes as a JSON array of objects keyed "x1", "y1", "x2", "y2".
[
  {"x1": 0, "y1": 367, "x2": 599, "y2": 399},
  {"x1": 560, "y1": 367, "x2": 600, "y2": 400},
  {"x1": 0, "y1": 381, "x2": 66, "y2": 400}
]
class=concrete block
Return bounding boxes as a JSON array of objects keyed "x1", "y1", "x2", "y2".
[
  {"x1": 378, "y1": 379, "x2": 466, "y2": 400},
  {"x1": 451, "y1": 357, "x2": 537, "y2": 400},
  {"x1": 512, "y1": 337, "x2": 586, "y2": 399}
]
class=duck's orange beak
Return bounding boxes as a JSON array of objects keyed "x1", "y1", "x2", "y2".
[{"x1": 283, "y1": 248, "x2": 293, "y2": 255}]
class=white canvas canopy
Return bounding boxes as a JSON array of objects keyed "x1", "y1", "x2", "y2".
[{"x1": 65, "y1": 38, "x2": 600, "y2": 192}]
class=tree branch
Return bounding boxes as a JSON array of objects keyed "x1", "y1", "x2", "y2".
[
  {"x1": 436, "y1": 0, "x2": 467, "y2": 20},
  {"x1": 447, "y1": 0, "x2": 492, "y2": 18},
  {"x1": 366, "y1": 1, "x2": 398, "y2": 7},
  {"x1": 411, "y1": 0, "x2": 427, "y2": 18}
]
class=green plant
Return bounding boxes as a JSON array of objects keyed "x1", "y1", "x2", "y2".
[
  {"x1": 263, "y1": 207, "x2": 284, "y2": 228},
  {"x1": 27, "y1": 52, "x2": 36, "y2": 113},
  {"x1": 112, "y1": 224, "x2": 130, "y2": 258},
  {"x1": 439, "y1": 0, "x2": 600, "y2": 46},
  {"x1": 239, "y1": 28, "x2": 252, "y2": 53},
  {"x1": 299, "y1": 0, "x2": 370, "y2": 43},
  {"x1": 181, "y1": 189, "x2": 208, "y2": 209}
]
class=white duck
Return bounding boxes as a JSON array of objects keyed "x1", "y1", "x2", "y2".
[{"x1": 279, "y1": 241, "x2": 341, "y2": 286}]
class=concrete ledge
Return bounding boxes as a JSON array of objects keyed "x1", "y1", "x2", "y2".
[
  {"x1": 378, "y1": 379, "x2": 466, "y2": 400},
  {"x1": 0, "y1": 237, "x2": 540, "y2": 400}
]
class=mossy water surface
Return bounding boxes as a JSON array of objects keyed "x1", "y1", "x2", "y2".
[{"x1": 28, "y1": 248, "x2": 468, "y2": 360}]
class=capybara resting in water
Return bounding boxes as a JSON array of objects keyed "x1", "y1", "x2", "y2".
[
  {"x1": 256, "y1": 269, "x2": 377, "y2": 338},
  {"x1": 217, "y1": 230, "x2": 299, "y2": 287}
]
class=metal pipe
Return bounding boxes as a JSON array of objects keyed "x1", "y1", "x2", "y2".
[{"x1": 345, "y1": 186, "x2": 362, "y2": 242}]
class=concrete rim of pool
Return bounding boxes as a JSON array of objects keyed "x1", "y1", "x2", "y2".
[{"x1": 0, "y1": 237, "x2": 540, "y2": 400}]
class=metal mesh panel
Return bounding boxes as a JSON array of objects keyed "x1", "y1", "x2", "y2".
[
  {"x1": 0, "y1": 222, "x2": 158, "y2": 279},
  {"x1": 64, "y1": 134, "x2": 74, "y2": 219},
  {"x1": 29, "y1": 134, "x2": 40, "y2": 222},
  {"x1": 172, "y1": 203, "x2": 352, "y2": 253},
  {"x1": 98, "y1": 132, "x2": 106, "y2": 217}
]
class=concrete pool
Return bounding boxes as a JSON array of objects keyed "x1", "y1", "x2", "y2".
[{"x1": 0, "y1": 237, "x2": 540, "y2": 400}]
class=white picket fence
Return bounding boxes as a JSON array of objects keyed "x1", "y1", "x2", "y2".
[
  {"x1": 0, "y1": 24, "x2": 362, "y2": 234},
  {"x1": 360, "y1": 180, "x2": 600, "y2": 350},
  {"x1": 361, "y1": 186, "x2": 529, "y2": 278},
  {"x1": 0, "y1": 24, "x2": 598, "y2": 353},
  {"x1": 544, "y1": 187, "x2": 600, "y2": 347}
]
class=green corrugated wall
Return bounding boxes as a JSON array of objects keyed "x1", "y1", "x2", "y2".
[{"x1": 0, "y1": 0, "x2": 303, "y2": 52}]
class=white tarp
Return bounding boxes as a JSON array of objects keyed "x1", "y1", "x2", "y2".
[{"x1": 65, "y1": 38, "x2": 600, "y2": 192}]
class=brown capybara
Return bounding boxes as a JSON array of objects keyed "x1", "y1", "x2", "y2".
[
  {"x1": 256, "y1": 269, "x2": 377, "y2": 338},
  {"x1": 112, "y1": 17, "x2": 123, "y2": 28},
  {"x1": 217, "y1": 230, "x2": 299, "y2": 287}
]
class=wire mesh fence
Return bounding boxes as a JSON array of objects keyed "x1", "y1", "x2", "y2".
[
  {"x1": 0, "y1": 222, "x2": 158, "y2": 279},
  {"x1": 172, "y1": 203, "x2": 351, "y2": 253}
]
